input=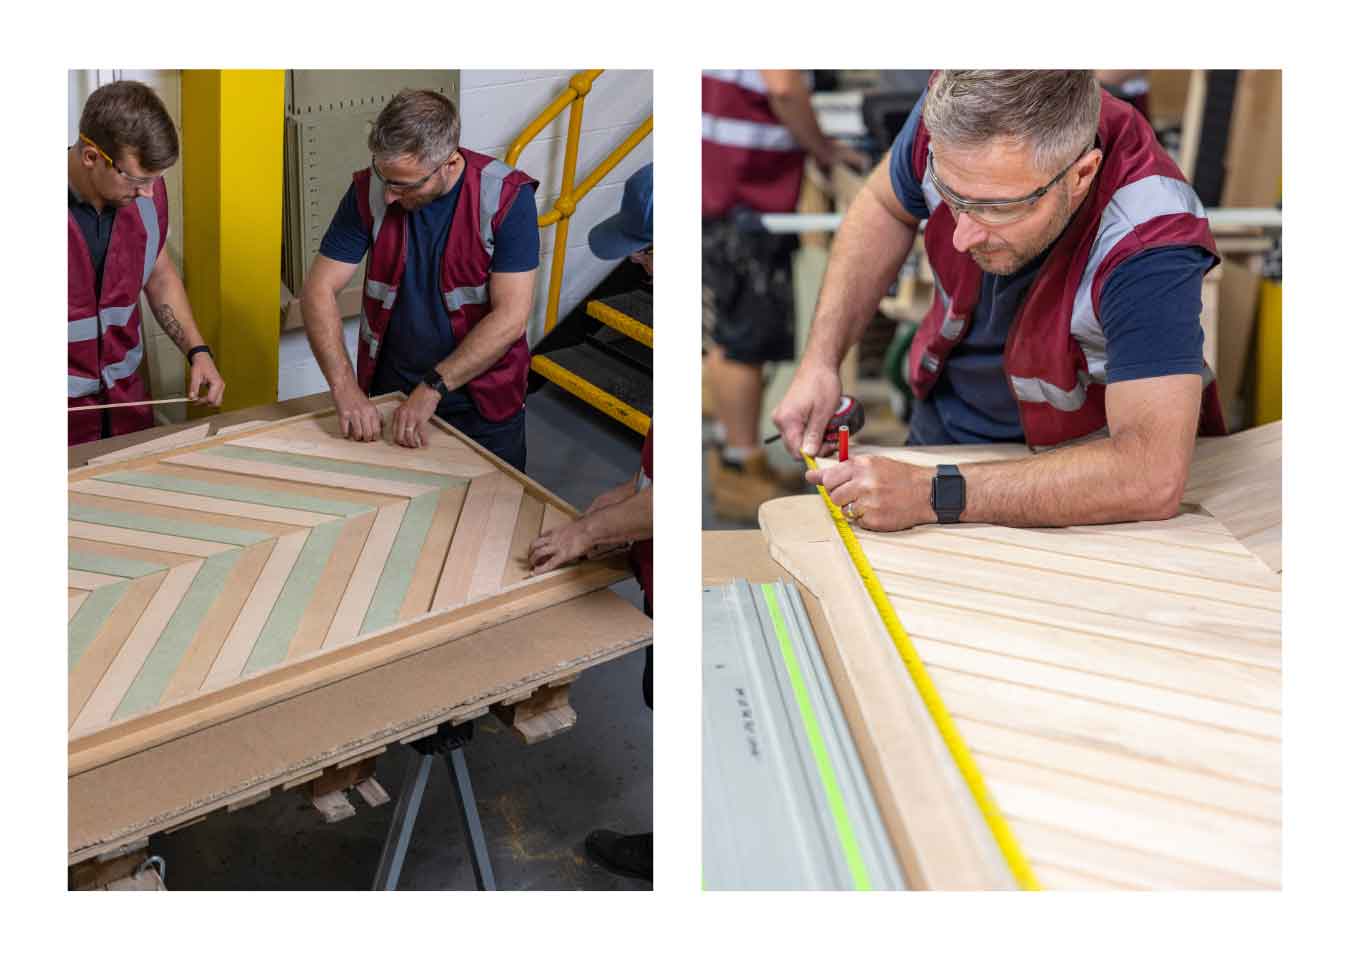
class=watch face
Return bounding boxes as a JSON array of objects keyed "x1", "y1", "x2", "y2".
[{"x1": 934, "y1": 476, "x2": 965, "y2": 511}]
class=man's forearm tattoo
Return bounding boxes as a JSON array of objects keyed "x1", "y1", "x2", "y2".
[{"x1": 154, "y1": 303, "x2": 192, "y2": 353}]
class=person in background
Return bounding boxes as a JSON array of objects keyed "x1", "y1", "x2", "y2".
[
  {"x1": 529, "y1": 163, "x2": 653, "y2": 882},
  {"x1": 68, "y1": 80, "x2": 225, "y2": 445}
]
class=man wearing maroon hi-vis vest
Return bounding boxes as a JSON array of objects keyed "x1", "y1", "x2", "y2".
[
  {"x1": 302, "y1": 89, "x2": 540, "y2": 470},
  {"x1": 773, "y1": 70, "x2": 1226, "y2": 532},
  {"x1": 68, "y1": 80, "x2": 226, "y2": 446}
]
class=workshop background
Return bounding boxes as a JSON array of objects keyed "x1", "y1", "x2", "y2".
[
  {"x1": 68, "y1": 69, "x2": 654, "y2": 890},
  {"x1": 701, "y1": 69, "x2": 1282, "y2": 529}
]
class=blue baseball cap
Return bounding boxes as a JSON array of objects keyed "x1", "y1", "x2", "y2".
[{"x1": 588, "y1": 163, "x2": 653, "y2": 260}]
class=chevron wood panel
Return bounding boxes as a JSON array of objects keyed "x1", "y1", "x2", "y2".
[
  {"x1": 68, "y1": 400, "x2": 572, "y2": 755},
  {"x1": 760, "y1": 489, "x2": 1281, "y2": 890}
]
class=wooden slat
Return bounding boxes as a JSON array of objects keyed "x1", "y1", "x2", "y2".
[
  {"x1": 134, "y1": 463, "x2": 394, "y2": 513},
  {"x1": 361, "y1": 493, "x2": 442, "y2": 635},
  {"x1": 69, "y1": 496, "x2": 287, "y2": 544},
  {"x1": 501, "y1": 495, "x2": 546, "y2": 587},
  {"x1": 71, "y1": 561, "x2": 204, "y2": 735},
  {"x1": 69, "y1": 590, "x2": 90, "y2": 622},
  {"x1": 231, "y1": 417, "x2": 495, "y2": 479},
  {"x1": 69, "y1": 520, "x2": 239, "y2": 559},
  {"x1": 321, "y1": 502, "x2": 408, "y2": 649},
  {"x1": 467, "y1": 479, "x2": 524, "y2": 602},
  {"x1": 69, "y1": 574, "x2": 166, "y2": 727},
  {"x1": 72, "y1": 478, "x2": 339, "y2": 527},
  {"x1": 433, "y1": 474, "x2": 513, "y2": 610},
  {"x1": 160, "y1": 539, "x2": 277, "y2": 705},
  {"x1": 288, "y1": 511, "x2": 377, "y2": 659},
  {"x1": 69, "y1": 537, "x2": 200, "y2": 571},
  {"x1": 398, "y1": 485, "x2": 467, "y2": 620},
  {"x1": 167, "y1": 451, "x2": 444, "y2": 499},
  {"x1": 203, "y1": 531, "x2": 310, "y2": 687},
  {"x1": 541, "y1": 503, "x2": 570, "y2": 535},
  {"x1": 85, "y1": 423, "x2": 212, "y2": 466}
]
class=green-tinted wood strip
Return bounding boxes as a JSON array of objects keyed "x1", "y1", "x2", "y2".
[
  {"x1": 398, "y1": 485, "x2": 468, "y2": 620},
  {"x1": 68, "y1": 582, "x2": 131, "y2": 671},
  {"x1": 287, "y1": 510, "x2": 378, "y2": 659},
  {"x1": 69, "y1": 570, "x2": 126, "y2": 591},
  {"x1": 94, "y1": 469, "x2": 375, "y2": 517},
  {"x1": 322, "y1": 501, "x2": 407, "y2": 649},
  {"x1": 361, "y1": 492, "x2": 441, "y2": 635},
  {"x1": 72, "y1": 478, "x2": 338, "y2": 527},
  {"x1": 161, "y1": 539, "x2": 277, "y2": 705},
  {"x1": 168, "y1": 451, "x2": 442, "y2": 499},
  {"x1": 69, "y1": 590, "x2": 90, "y2": 623},
  {"x1": 70, "y1": 502, "x2": 274, "y2": 546},
  {"x1": 212, "y1": 443, "x2": 473, "y2": 487},
  {"x1": 68, "y1": 550, "x2": 167, "y2": 579},
  {"x1": 112, "y1": 550, "x2": 241, "y2": 720},
  {"x1": 69, "y1": 520, "x2": 238, "y2": 558},
  {"x1": 69, "y1": 572, "x2": 167, "y2": 728},
  {"x1": 242, "y1": 519, "x2": 347, "y2": 676},
  {"x1": 71, "y1": 491, "x2": 308, "y2": 538}
]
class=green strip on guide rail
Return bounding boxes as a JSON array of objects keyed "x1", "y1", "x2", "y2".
[{"x1": 759, "y1": 582, "x2": 872, "y2": 891}]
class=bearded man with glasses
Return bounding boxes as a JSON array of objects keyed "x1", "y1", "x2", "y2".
[
  {"x1": 302, "y1": 89, "x2": 540, "y2": 469},
  {"x1": 773, "y1": 70, "x2": 1227, "y2": 532},
  {"x1": 68, "y1": 80, "x2": 226, "y2": 444}
]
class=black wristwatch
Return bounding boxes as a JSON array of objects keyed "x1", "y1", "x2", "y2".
[
  {"x1": 186, "y1": 344, "x2": 213, "y2": 364},
  {"x1": 931, "y1": 464, "x2": 966, "y2": 524},
  {"x1": 421, "y1": 369, "x2": 452, "y2": 401}
]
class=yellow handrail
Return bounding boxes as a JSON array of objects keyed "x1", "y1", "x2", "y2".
[{"x1": 505, "y1": 69, "x2": 653, "y2": 335}]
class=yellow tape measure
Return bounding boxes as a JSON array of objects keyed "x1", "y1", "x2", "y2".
[{"x1": 803, "y1": 453, "x2": 1041, "y2": 891}]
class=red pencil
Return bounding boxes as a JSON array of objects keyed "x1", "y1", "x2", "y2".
[{"x1": 839, "y1": 425, "x2": 850, "y2": 462}]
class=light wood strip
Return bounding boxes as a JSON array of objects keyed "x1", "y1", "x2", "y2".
[
  {"x1": 69, "y1": 520, "x2": 239, "y2": 559},
  {"x1": 432, "y1": 475, "x2": 510, "y2": 610},
  {"x1": 913, "y1": 636, "x2": 1278, "y2": 738},
  {"x1": 467, "y1": 479, "x2": 525, "y2": 602},
  {"x1": 113, "y1": 551, "x2": 242, "y2": 720},
  {"x1": 321, "y1": 502, "x2": 408, "y2": 649},
  {"x1": 69, "y1": 573, "x2": 165, "y2": 727},
  {"x1": 212, "y1": 442, "x2": 472, "y2": 488},
  {"x1": 361, "y1": 493, "x2": 441, "y2": 635},
  {"x1": 1011, "y1": 818, "x2": 1265, "y2": 890},
  {"x1": 887, "y1": 594, "x2": 1280, "y2": 710},
  {"x1": 501, "y1": 495, "x2": 546, "y2": 587},
  {"x1": 213, "y1": 419, "x2": 272, "y2": 436},
  {"x1": 72, "y1": 478, "x2": 339, "y2": 527},
  {"x1": 160, "y1": 540, "x2": 277, "y2": 705},
  {"x1": 959, "y1": 717, "x2": 1280, "y2": 822},
  {"x1": 167, "y1": 451, "x2": 443, "y2": 499},
  {"x1": 982, "y1": 756, "x2": 1279, "y2": 886},
  {"x1": 203, "y1": 531, "x2": 310, "y2": 687},
  {"x1": 884, "y1": 573, "x2": 1278, "y2": 670},
  {"x1": 884, "y1": 526, "x2": 1281, "y2": 599},
  {"x1": 930, "y1": 666, "x2": 1279, "y2": 788},
  {"x1": 108, "y1": 464, "x2": 386, "y2": 515},
  {"x1": 398, "y1": 485, "x2": 468, "y2": 620},
  {"x1": 69, "y1": 590, "x2": 90, "y2": 622},
  {"x1": 68, "y1": 547, "x2": 169, "y2": 579},
  {"x1": 232, "y1": 418, "x2": 495, "y2": 479},
  {"x1": 69, "y1": 583, "x2": 130, "y2": 670},
  {"x1": 242, "y1": 519, "x2": 348, "y2": 676},
  {"x1": 70, "y1": 537, "x2": 202, "y2": 570},
  {"x1": 287, "y1": 511, "x2": 378, "y2": 659},
  {"x1": 1067, "y1": 512, "x2": 1253, "y2": 555},
  {"x1": 1031, "y1": 863, "x2": 1132, "y2": 891},
  {"x1": 541, "y1": 503, "x2": 570, "y2": 535},
  {"x1": 71, "y1": 561, "x2": 204, "y2": 735},
  {"x1": 69, "y1": 570, "x2": 126, "y2": 591},
  {"x1": 69, "y1": 500, "x2": 277, "y2": 546},
  {"x1": 85, "y1": 423, "x2": 212, "y2": 466}
]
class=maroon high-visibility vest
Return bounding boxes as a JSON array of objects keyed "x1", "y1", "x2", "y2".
[
  {"x1": 67, "y1": 178, "x2": 168, "y2": 445},
  {"x1": 352, "y1": 149, "x2": 538, "y2": 422},
  {"x1": 702, "y1": 70, "x2": 806, "y2": 219},
  {"x1": 908, "y1": 88, "x2": 1227, "y2": 449}
]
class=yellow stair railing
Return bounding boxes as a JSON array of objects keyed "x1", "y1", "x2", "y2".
[{"x1": 506, "y1": 69, "x2": 653, "y2": 335}]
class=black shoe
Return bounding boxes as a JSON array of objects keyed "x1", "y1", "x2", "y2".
[{"x1": 584, "y1": 830, "x2": 652, "y2": 882}]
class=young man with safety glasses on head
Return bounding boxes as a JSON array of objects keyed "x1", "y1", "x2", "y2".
[{"x1": 774, "y1": 70, "x2": 1225, "y2": 532}]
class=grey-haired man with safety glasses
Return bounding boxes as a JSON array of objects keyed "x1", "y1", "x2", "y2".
[{"x1": 774, "y1": 70, "x2": 1226, "y2": 533}]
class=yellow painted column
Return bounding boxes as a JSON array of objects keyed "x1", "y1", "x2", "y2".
[
  {"x1": 181, "y1": 70, "x2": 283, "y2": 414},
  {"x1": 1251, "y1": 278, "x2": 1282, "y2": 425}
]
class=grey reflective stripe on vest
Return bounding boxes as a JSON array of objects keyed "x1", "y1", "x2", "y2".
[
  {"x1": 479, "y1": 160, "x2": 513, "y2": 255},
  {"x1": 69, "y1": 374, "x2": 101, "y2": 398},
  {"x1": 101, "y1": 338, "x2": 145, "y2": 387},
  {"x1": 1071, "y1": 175, "x2": 1207, "y2": 380},
  {"x1": 1010, "y1": 369, "x2": 1091, "y2": 412},
  {"x1": 368, "y1": 169, "x2": 389, "y2": 246},
  {"x1": 444, "y1": 284, "x2": 489, "y2": 312},
  {"x1": 69, "y1": 316, "x2": 100, "y2": 343},
  {"x1": 136, "y1": 196, "x2": 159, "y2": 286},
  {"x1": 365, "y1": 278, "x2": 397, "y2": 309},
  {"x1": 359, "y1": 314, "x2": 380, "y2": 354},
  {"x1": 703, "y1": 69, "x2": 769, "y2": 94},
  {"x1": 701, "y1": 114, "x2": 798, "y2": 151},
  {"x1": 920, "y1": 164, "x2": 943, "y2": 217}
]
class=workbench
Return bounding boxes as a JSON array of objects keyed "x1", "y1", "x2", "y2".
[
  {"x1": 707, "y1": 424, "x2": 1281, "y2": 889},
  {"x1": 68, "y1": 395, "x2": 652, "y2": 887}
]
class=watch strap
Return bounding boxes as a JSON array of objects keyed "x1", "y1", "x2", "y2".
[
  {"x1": 931, "y1": 463, "x2": 966, "y2": 524},
  {"x1": 186, "y1": 344, "x2": 213, "y2": 364}
]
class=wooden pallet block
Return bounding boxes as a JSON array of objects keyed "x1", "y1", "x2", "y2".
[
  {"x1": 760, "y1": 482, "x2": 1281, "y2": 890},
  {"x1": 67, "y1": 396, "x2": 628, "y2": 775}
]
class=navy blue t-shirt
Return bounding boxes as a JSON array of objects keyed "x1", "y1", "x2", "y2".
[
  {"x1": 320, "y1": 176, "x2": 539, "y2": 414},
  {"x1": 888, "y1": 92, "x2": 1212, "y2": 445}
]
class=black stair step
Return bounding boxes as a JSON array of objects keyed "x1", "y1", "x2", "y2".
[
  {"x1": 593, "y1": 289, "x2": 653, "y2": 329},
  {"x1": 589, "y1": 326, "x2": 652, "y2": 371},
  {"x1": 544, "y1": 342, "x2": 653, "y2": 417}
]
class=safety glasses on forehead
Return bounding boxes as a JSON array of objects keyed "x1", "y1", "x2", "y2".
[
  {"x1": 928, "y1": 142, "x2": 1094, "y2": 226},
  {"x1": 372, "y1": 152, "x2": 455, "y2": 194}
]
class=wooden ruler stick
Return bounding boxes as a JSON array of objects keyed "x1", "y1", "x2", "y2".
[{"x1": 69, "y1": 397, "x2": 197, "y2": 413}]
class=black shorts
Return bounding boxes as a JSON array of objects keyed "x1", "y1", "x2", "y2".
[{"x1": 703, "y1": 215, "x2": 797, "y2": 365}]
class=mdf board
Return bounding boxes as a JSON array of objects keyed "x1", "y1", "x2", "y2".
[
  {"x1": 67, "y1": 396, "x2": 625, "y2": 776},
  {"x1": 759, "y1": 488, "x2": 1281, "y2": 889}
]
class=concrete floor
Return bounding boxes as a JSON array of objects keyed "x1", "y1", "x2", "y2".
[{"x1": 151, "y1": 385, "x2": 652, "y2": 890}]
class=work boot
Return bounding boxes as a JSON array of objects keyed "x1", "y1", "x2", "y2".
[
  {"x1": 710, "y1": 449, "x2": 804, "y2": 523},
  {"x1": 585, "y1": 829, "x2": 653, "y2": 882}
]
